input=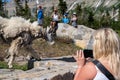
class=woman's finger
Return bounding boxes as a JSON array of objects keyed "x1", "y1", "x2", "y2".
[
  {"x1": 78, "y1": 50, "x2": 83, "y2": 58},
  {"x1": 81, "y1": 50, "x2": 84, "y2": 58},
  {"x1": 76, "y1": 50, "x2": 79, "y2": 57}
]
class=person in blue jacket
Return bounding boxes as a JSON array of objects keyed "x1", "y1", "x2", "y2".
[
  {"x1": 37, "y1": 6, "x2": 44, "y2": 26},
  {"x1": 62, "y1": 13, "x2": 69, "y2": 24}
]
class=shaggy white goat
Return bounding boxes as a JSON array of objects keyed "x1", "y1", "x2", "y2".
[{"x1": 0, "y1": 16, "x2": 54, "y2": 69}]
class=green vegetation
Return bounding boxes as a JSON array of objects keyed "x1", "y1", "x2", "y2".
[
  {"x1": 15, "y1": 0, "x2": 31, "y2": 19},
  {"x1": 0, "y1": 61, "x2": 27, "y2": 71},
  {"x1": 43, "y1": 16, "x2": 51, "y2": 28},
  {"x1": 0, "y1": 0, "x2": 8, "y2": 17},
  {"x1": 71, "y1": 2, "x2": 120, "y2": 32},
  {"x1": 58, "y1": 0, "x2": 67, "y2": 15},
  {"x1": 0, "y1": 61, "x2": 8, "y2": 69},
  {"x1": 13, "y1": 63, "x2": 27, "y2": 71}
]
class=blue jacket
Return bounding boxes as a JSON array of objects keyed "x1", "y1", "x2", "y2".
[
  {"x1": 37, "y1": 9, "x2": 43, "y2": 19},
  {"x1": 62, "y1": 18, "x2": 69, "y2": 24}
]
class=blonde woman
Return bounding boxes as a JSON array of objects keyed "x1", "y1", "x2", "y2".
[{"x1": 74, "y1": 28, "x2": 120, "y2": 80}]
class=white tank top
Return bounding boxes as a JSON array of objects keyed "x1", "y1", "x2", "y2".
[
  {"x1": 53, "y1": 14, "x2": 59, "y2": 21},
  {"x1": 93, "y1": 66, "x2": 109, "y2": 80}
]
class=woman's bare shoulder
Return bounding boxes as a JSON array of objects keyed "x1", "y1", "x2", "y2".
[{"x1": 80, "y1": 61, "x2": 97, "y2": 79}]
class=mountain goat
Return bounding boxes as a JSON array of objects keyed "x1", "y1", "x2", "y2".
[{"x1": 0, "y1": 16, "x2": 54, "y2": 68}]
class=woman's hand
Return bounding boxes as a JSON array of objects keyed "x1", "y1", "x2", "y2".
[{"x1": 74, "y1": 50, "x2": 86, "y2": 68}]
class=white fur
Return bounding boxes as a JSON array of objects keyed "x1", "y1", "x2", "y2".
[{"x1": 0, "y1": 16, "x2": 43, "y2": 68}]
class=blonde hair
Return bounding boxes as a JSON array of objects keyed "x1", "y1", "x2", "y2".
[{"x1": 93, "y1": 28, "x2": 120, "y2": 78}]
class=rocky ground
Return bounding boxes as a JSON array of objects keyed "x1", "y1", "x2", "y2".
[{"x1": 0, "y1": 56, "x2": 77, "y2": 80}]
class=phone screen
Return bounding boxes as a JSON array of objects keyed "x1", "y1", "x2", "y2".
[{"x1": 83, "y1": 49, "x2": 93, "y2": 58}]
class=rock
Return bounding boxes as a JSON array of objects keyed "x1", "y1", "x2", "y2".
[
  {"x1": 56, "y1": 23, "x2": 95, "y2": 49},
  {"x1": 0, "y1": 56, "x2": 77, "y2": 80},
  {"x1": 74, "y1": 40, "x2": 86, "y2": 49}
]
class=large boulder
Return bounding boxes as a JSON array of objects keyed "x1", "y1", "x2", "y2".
[{"x1": 56, "y1": 23, "x2": 95, "y2": 49}]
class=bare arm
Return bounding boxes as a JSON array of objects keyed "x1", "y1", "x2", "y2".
[
  {"x1": 74, "y1": 50, "x2": 86, "y2": 80},
  {"x1": 74, "y1": 50, "x2": 96, "y2": 80}
]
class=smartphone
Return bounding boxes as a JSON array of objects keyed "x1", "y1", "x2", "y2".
[{"x1": 83, "y1": 49, "x2": 93, "y2": 58}]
